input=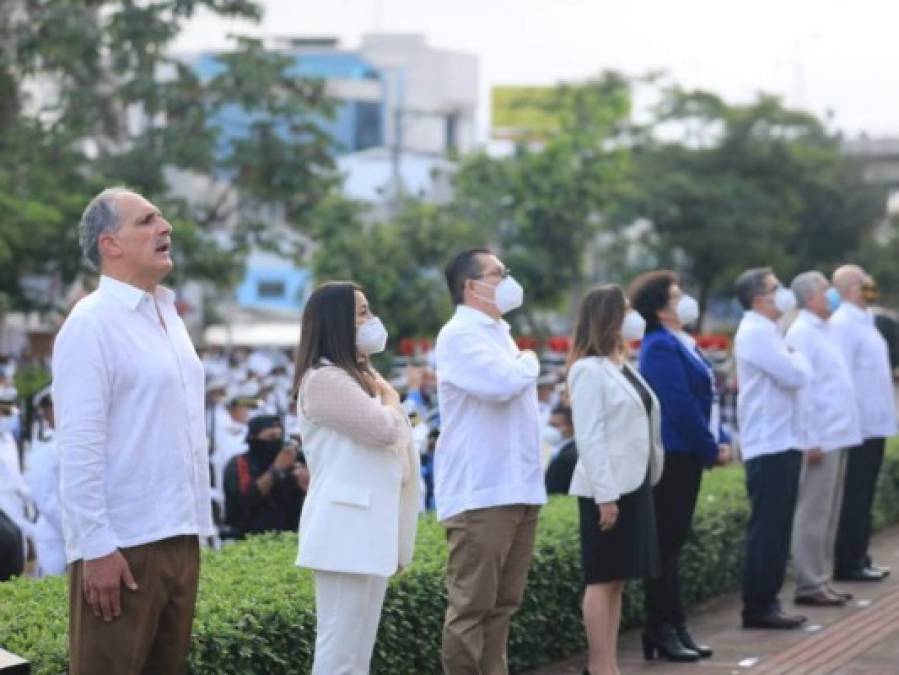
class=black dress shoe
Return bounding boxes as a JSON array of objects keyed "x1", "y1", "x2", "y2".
[
  {"x1": 675, "y1": 624, "x2": 713, "y2": 658},
  {"x1": 834, "y1": 567, "x2": 889, "y2": 582},
  {"x1": 742, "y1": 611, "x2": 807, "y2": 629},
  {"x1": 795, "y1": 589, "x2": 847, "y2": 606},
  {"x1": 641, "y1": 625, "x2": 701, "y2": 662}
]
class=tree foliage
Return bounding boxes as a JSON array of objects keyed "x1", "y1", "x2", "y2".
[
  {"x1": 630, "y1": 88, "x2": 888, "y2": 313},
  {"x1": 0, "y1": 0, "x2": 338, "y2": 310}
]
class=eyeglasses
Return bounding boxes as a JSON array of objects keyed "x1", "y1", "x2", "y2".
[{"x1": 472, "y1": 268, "x2": 511, "y2": 281}]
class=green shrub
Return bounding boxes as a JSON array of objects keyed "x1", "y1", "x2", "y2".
[{"x1": 2, "y1": 442, "x2": 898, "y2": 674}]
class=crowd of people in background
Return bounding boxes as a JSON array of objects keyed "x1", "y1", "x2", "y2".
[{"x1": 0, "y1": 187, "x2": 897, "y2": 675}]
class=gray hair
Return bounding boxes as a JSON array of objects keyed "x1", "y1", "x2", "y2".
[
  {"x1": 791, "y1": 271, "x2": 828, "y2": 309},
  {"x1": 735, "y1": 267, "x2": 773, "y2": 310},
  {"x1": 79, "y1": 187, "x2": 131, "y2": 270}
]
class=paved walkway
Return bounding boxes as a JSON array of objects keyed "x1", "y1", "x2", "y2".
[{"x1": 528, "y1": 525, "x2": 899, "y2": 675}]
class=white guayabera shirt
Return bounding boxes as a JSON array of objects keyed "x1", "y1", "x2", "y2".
[
  {"x1": 53, "y1": 275, "x2": 214, "y2": 563},
  {"x1": 433, "y1": 305, "x2": 547, "y2": 521},
  {"x1": 830, "y1": 302, "x2": 898, "y2": 441}
]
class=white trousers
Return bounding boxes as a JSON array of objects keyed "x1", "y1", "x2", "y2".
[
  {"x1": 312, "y1": 570, "x2": 389, "y2": 675},
  {"x1": 791, "y1": 448, "x2": 847, "y2": 596}
]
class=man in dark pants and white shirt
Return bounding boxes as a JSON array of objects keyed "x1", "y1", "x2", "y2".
[
  {"x1": 53, "y1": 187, "x2": 213, "y2": 674},
  {"x1": 733, "y1": 267, "x2": 812, "y2": 629},
  {"x1": 435, "y1": 248, "x2": 546, "y2": 675},
  {"x1": 831, "y1": 264, "x2": 896, "y2": 582}
]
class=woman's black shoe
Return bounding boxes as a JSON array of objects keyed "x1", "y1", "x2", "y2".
[
  {"x1": 675, "y1": 624, "x2": 713, "y2": 658},
  {"x1": 641, "y1": 626, "x2": 701, "y2": 662}
]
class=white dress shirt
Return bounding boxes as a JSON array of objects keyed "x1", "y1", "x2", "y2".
[
  {"x1": 734, "y1": 310, "x2": 812, "y2": 460},
  {"x1": 53, "y1": 275, "x2": 213, "y2": 563},
  {"x1": 434, "y1": 305, "x2": 547, "y2": 521},
  {"x1": 786, "y1": 310, "x2": 863, "y2": 452},
  {"x1": 830, "y1": 302, "x2": 898, "y2": 440}
]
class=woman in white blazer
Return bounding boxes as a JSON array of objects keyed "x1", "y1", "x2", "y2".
[
  {"x1": 567, "y1": 284, "x2": 664, "y2": 675},
  {"x1": 292, "y1": 282, "x2": 420, "y2": 675}
]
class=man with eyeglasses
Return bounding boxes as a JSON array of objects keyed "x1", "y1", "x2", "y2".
[
  {"x1": 830, "y1": 264, "x2": 896, "y2": 582},
  {"x1": 435, "y1": 248, "x2": 546, "y2": 674},
  {"x1": 733, "y1": 267, "x2": 812, "y2": 629}
]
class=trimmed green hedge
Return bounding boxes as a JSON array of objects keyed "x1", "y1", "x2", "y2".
[{"x1": 3, "y1": 442, "x2": 899, "y2": 674}]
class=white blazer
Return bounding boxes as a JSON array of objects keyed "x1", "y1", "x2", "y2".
[
  {"x1": 295, "y1": 376, "x2": 420, "y2": 578},
  {"x1": 568, "y1": 356, "x2": 664, "y2": 503}
]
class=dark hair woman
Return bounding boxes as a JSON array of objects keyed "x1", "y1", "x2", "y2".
[
  {"x1": 567, "y1": 284, "x2": 664, "y2": 675},
  {"x1": 293, "y1": 281, "x2": 420, "y2": 675},
  {"x1": 628, "y1": 270, "x2": 732, "y2": 663}
]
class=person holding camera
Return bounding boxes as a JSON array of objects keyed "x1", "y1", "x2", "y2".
[{"x1": 223, "y1": 414, "x2": 309, "y2": 538}]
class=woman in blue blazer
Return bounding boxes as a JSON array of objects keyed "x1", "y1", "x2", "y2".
[{"x1": 628, "y1": 270, "x2": 733, "y2": 663}]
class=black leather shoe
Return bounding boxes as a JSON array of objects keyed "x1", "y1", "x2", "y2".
[
  {"x1": 675, "y1": 624, "x2": 713, "y2": 658},
  {"x1": 742, "y1": 611, "x2": 807, "y2": 629},
  {"x1": 834, "y1": 567, "x2": 889, "y2": 582},
  {"x1": 642, "y1": 625, "x2": 701, "y2": 662}
]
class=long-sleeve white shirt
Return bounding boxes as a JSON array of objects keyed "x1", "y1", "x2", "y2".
[
  {"x1": 52, "y1": 275, "x2": 213, "y2": 563},
  {"x1": 830, "y1": 302, "x2": 898, "y2": 440},
  {"x1": 24, "y1": 432, "x2": 64, "y2": 542},
  {"x1": 734, "y1": 310, "x2": 812, "y2": 460},
  {"x1": 433, "y1": 305, "x2": 547, "y2": 521},
  {"x1": 785, "y1": 310, "x2": 863, "y2": 452}
]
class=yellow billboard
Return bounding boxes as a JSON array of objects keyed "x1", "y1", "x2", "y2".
[{"x1": 491, "y1": 86, "x2": 560, "y2": 140}]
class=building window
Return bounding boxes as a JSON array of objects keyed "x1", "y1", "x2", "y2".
[
  {"x1": 354, "y1": 101, "x2": 383, "y2": 151},
  {"x1": 257, "y1": 280, "x2": 286, "y2": 299},
  {"x1": 445, "y1": 112, "x2": 459, "y2": 152}
]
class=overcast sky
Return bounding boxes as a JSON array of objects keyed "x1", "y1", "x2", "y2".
[{"x1": 173, "y1": 0, "x2": 899, "y2": 142}]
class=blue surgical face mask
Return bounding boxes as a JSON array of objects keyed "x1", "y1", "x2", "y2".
[{"x1": 826, "y1": 287, "x2": 841, "y2": 313}]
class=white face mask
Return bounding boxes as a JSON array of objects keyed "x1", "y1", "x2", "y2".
[
  {"x1": 542, "y1": 425, "x2": 564, "y2": 446},
  {"x1": 676, "y1": 294, "x2": 700, "y2": 326},
  {"x1": 356, "y1": 317, "x2": 388, "y2": 355},
  {"x1": 622, "y1": 310, "x2": 646, "y2": 341},
  {"x1": 774, "y1": 286, "x2": 797, "y2": 314},
  {"x1": 474, "y1": 276, "x2": 524, "y2": 315}
]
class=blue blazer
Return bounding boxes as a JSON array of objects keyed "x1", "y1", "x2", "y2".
[{"x1": 638, "y1": 327, "x2": 730, "y2": 466}]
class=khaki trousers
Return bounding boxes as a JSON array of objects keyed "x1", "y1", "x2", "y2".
[
  {"x1": 441, "y1": 504, "x2": 540, "y2": 675},
  {"x1": 792, "y1": 449, "x2": 847, "y2": 597},
  {"x1": 68, "y1": 535, "x2": 200, "y2": 675}
]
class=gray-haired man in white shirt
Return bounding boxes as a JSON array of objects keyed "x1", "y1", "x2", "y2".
[
  {"x1": 435, "y1": 248, "x2": 546, "y2": 675},
  {"x1": 53, "y1": 187, "x2": 213, "y2": 674},
  {"x1": 786, "y1": 271, "x2": 861, "y2": 607}
]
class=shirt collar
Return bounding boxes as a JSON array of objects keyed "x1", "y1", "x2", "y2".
[
  {"x1": 840, "y1": 302, "x2": 872, "y2": 323},
  {"x1": 99, "y1": 275, "x2": 174, "y2": 311},
  {"x1": 798, "y1": 308, "x2": 826, "y2": 327},
  {"x1": 455, "y1": 304, "x2": 509, "y2": 329},
  {"x1": 744, "y1": 309, "x2": 778, "y2": 330}
]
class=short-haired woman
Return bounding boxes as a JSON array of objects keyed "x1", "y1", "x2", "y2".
[
  {"x1": 567, "y1": 284, "x2": 664, "y2": 675},
  {"x1": 628, "y1": 270, "x2": 732, "y2": 663},
  {"x1": 292, "y1": 282, "x2": 420, "y2": 674}
]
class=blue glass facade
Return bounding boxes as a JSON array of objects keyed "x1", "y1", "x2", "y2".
[{"x1": 192, "y1": 49, "x2": 387, "y2": 312}]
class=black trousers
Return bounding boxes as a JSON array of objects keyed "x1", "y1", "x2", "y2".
[
  {"x1": 0, "y1": 509, "x2": 24, "y2": 582},
  {"x1": 644, "y1": 452, "x2": 704, "y2": 631},
  {"x1": 834, "y1": 437, "x2": 886, "y2": 575},
  {"x1": 741, "y1": 450, "x2": 802, "y2": 618}
]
